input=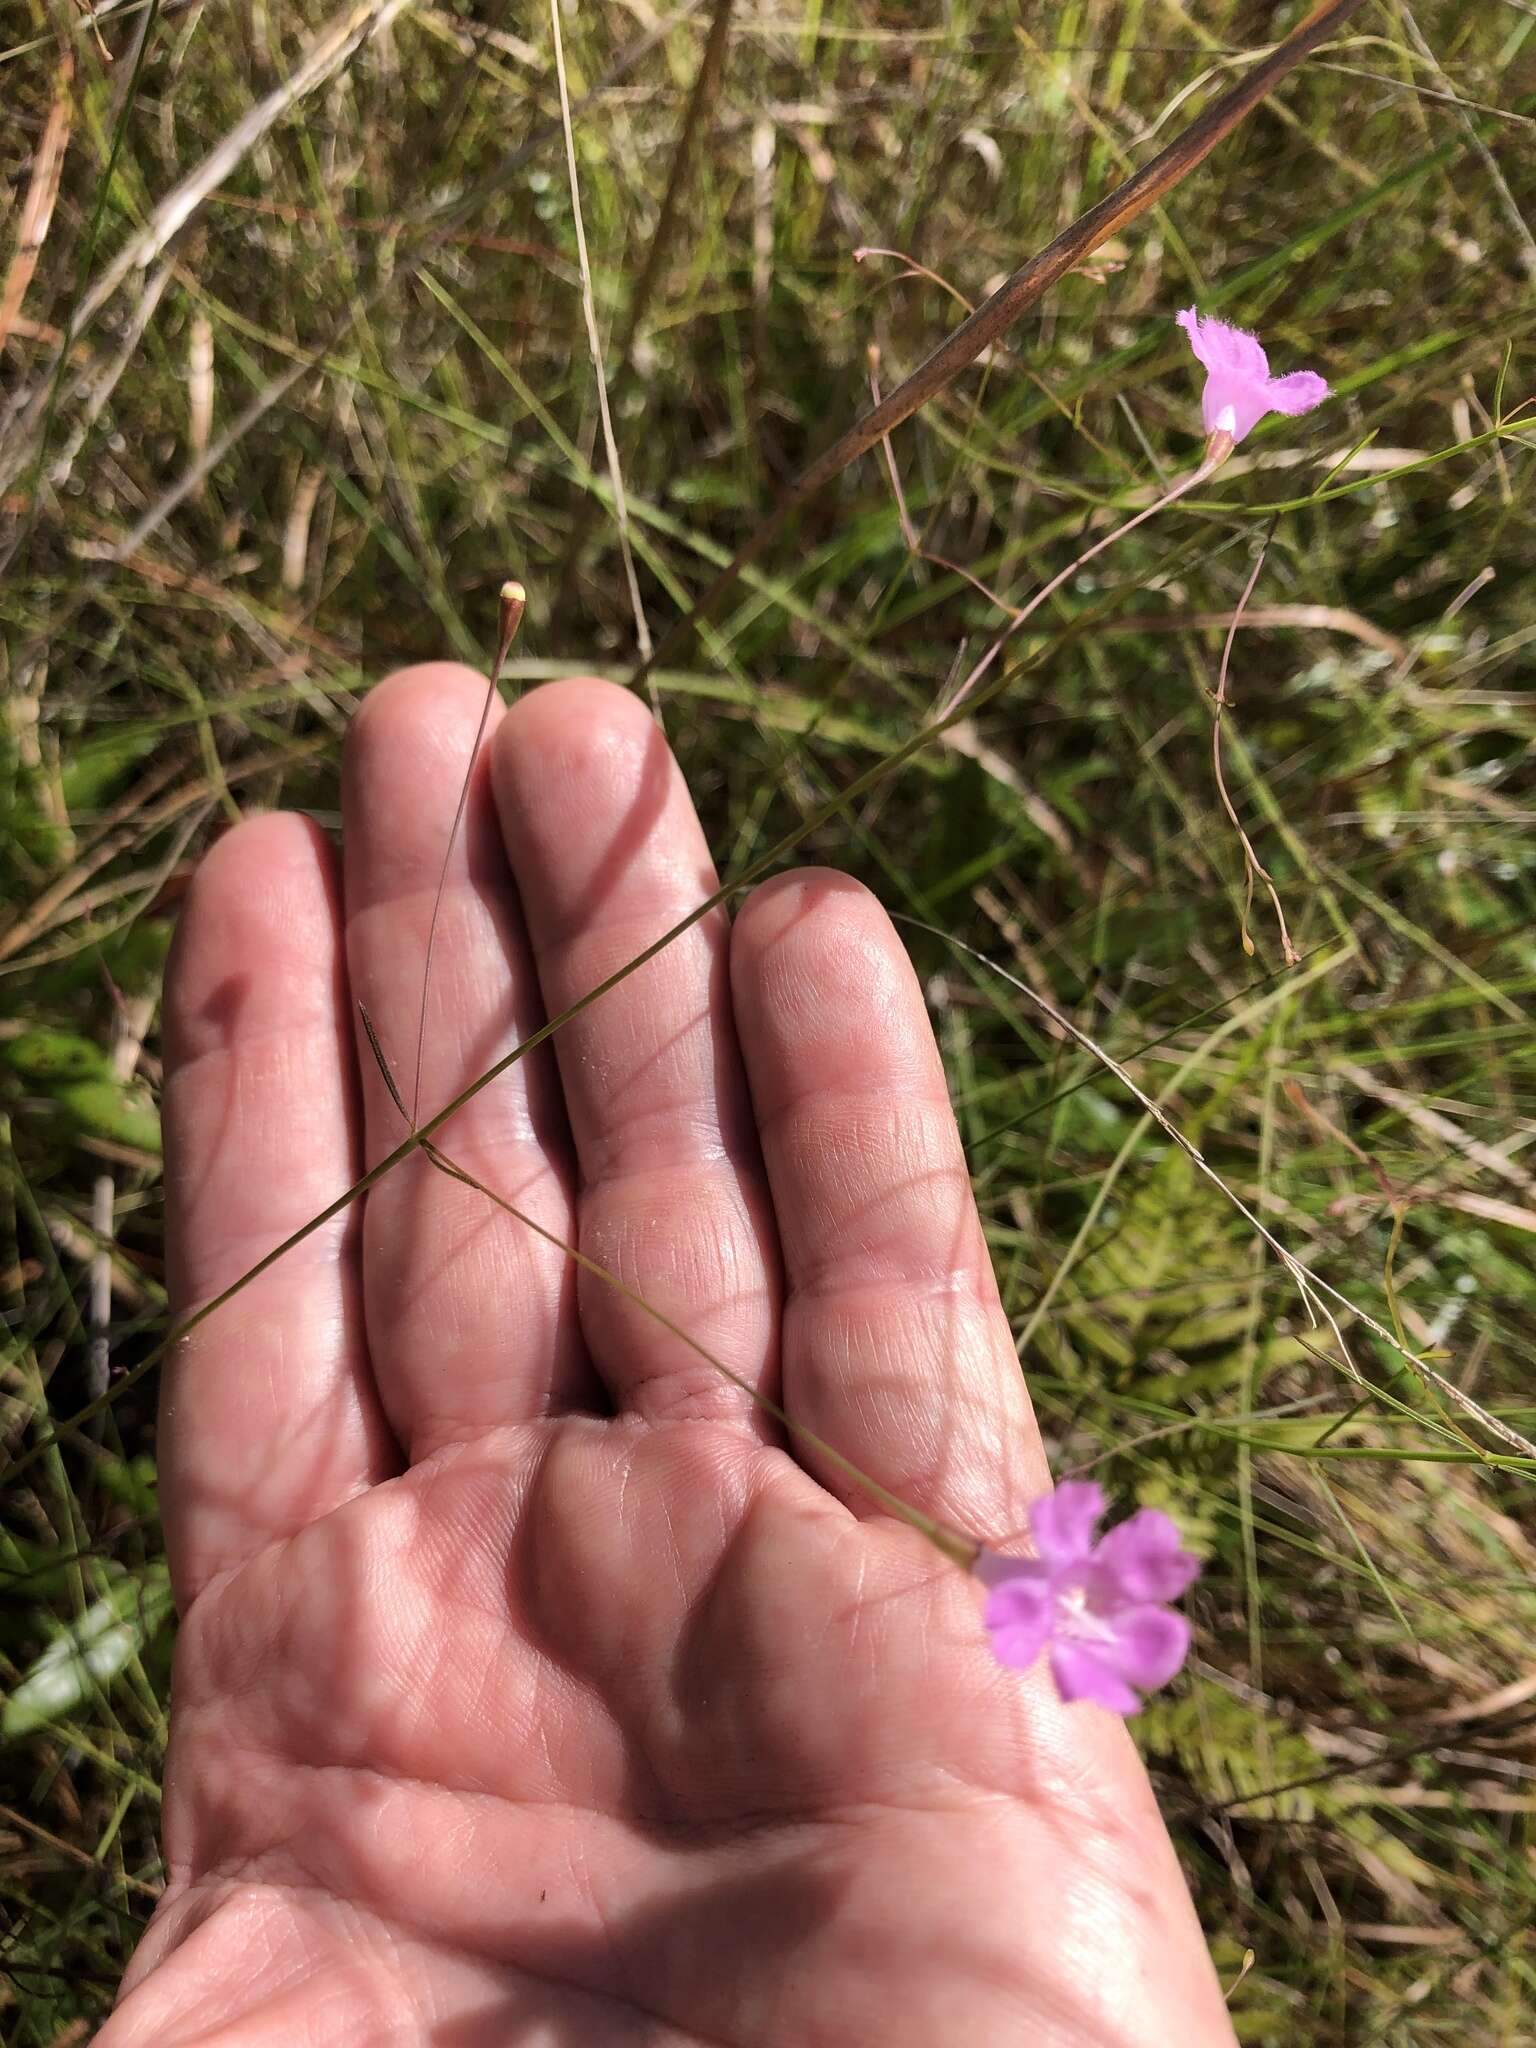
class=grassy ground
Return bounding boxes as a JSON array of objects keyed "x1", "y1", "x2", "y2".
[{"x1": 3, "y1": 1, "x2": 1536, "y2": 2039}]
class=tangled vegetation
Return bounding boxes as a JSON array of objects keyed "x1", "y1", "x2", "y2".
[{"x1": 2, "y1": 2, "x2": 1534, "y2": 2039}]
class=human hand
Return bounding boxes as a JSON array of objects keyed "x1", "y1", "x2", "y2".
[{"x1": 105, "y1": 668, "x2": 1235, "y2": 2046}]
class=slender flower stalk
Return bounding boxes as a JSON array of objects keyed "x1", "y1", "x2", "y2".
[
  {"x1": 1209, "y1": 532, "x2": 1300, "y2": 964},
  {"x1": 410, "y1": 581, "x2": 526, "y2": 1124},
  {"x1": 943, "y1": 440, "x2": 1229, "y2": 716}
]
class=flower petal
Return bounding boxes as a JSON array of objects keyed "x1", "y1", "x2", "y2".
[
  {"x1": 1049, "y1": 1608, "x2": 1191, "y2": 1712},
  {"x1": 1029, "y1": 1479, "x2": 1105, "y2": 1567},
  {"x1": 983, "y1": 1568, "x2": 1055, "y2": 1671},
  {"x1": 1104, "y1": 1604, "x2": 1192, "y2": 1691},
  {"x1": 1177, "y1": 307, "x2": 1269, "y2": 381},
  {"x1": 1263, "y1": 369, "x2": 1330, "y2": 417},
  {"x1": 972, "y1": 1546, "x2": 1036, "y2": 1592},
  {"x1": 1049, "y1": 1640, "x2": 1142, "y2": 1715},
  {"x1": 1091, "y1": 1509, "x2": 1201, "y2": 1605}
]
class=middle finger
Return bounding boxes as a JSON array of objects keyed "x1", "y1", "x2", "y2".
[{"x1": 491, "y1": 677, "x2": 781, "y2": 1430}]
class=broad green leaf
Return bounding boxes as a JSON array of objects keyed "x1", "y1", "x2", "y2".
[
  {"x1": 4, "y1": 1028, "x2": 109, "y2": 1082},
  {"x1": 56, "y1": 1077, "x2": 162, "y2": 1155}
]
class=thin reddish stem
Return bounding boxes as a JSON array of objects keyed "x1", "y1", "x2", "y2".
[
  {"x1": 1210, "y1": 535, "x2": 1297, "y2": 965},
  {"x1": 410, "y1": 581, "x2": 526, "y2": 1124},
  {"x1": 943, "y1": 435, "x2": 1231, "y2": 717}
]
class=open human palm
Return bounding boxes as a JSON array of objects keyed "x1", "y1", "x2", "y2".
[{"x1": 106, "y1": 669, "x2": 1234, "y2": 2045}]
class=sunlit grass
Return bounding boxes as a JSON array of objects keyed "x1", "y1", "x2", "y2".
[{"x1": 2, "y1": 1, "x2": 1535, "y2": 2039}]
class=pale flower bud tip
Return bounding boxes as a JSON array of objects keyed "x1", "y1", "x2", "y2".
[{"x1": 493, "y1": 580, "x2": 528, "y2": 673}]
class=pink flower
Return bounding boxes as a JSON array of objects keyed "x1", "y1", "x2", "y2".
[
  {"x1": 1177, "y1": 307, "x2": 1329, "y2": 445},
  {"x1": 977, "y1": 1481, "x2": 1200, "y2": 1713}
]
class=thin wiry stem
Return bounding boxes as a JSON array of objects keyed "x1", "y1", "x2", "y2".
[
  {"x1": 364, "y1": 990, "x2": 978, "y2": 1564},
  {"x1": 556, "y1": 0, "x2": 736, "y2": 604},
  {"x1": 0, "y1": 50, "x2": 73, "y2": 356},
  {"x1": 1209, "y1": 529, "x2": 1298, "y2": 965},
  {"x1": 899, "y1": 917, "x2": 1536, "y2": 1463},
  {"x1": 940, "y1": 442, "x2": 1229, "y2": 718},
  {"x1": 866, "y1": 344, "x2": 1024, "y2": 623},
  {"x1": 410, "y1": 582, "x2": 525, "y2": 1125},
  {"x1": 549, "y1": 0, "x2": 653, "y2": 678},
  {"x1": 419, "y1": 1139, "x2": 978, "y2": 1568},
  {"x1": 0, "y1": 0, "x2": 163, "y2": 571},
  {"x1": 853, "y1": 245, "x2": 977, "y2": 318}
]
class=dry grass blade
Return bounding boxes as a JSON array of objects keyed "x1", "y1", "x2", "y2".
[
  {"x1": 417, "y1": 1137, "x2": 977, "y2": 1567},
  {"x1": 0, "y1": 739, "x2": 325, "y2": 967},
  {"x1": 0, "y1": 1800, "x2": 159, "y2": 1902},
  {"x1": 0, "y1": 53, "x2": 73, "y2": 356},
  {"x1": 556, "y1": 0, "x2": 736, "y2": 600},
  {"x1": 1079, "y1": 602, "x2": 1405, "y2": 658},
  {"x1": 410, "y1": 581, "x2": 525, "y2": 1123},
  {"x1": 1208, "y1": 530, "x2": 1298, "y2": 965},
  {"x1": 629, "y1": 0, "x2": 1372, "y2": 687},
  {"x1": 548, "y1": 0, "x2": 652, "y2": 669},
  {"x1": 102, "y1": 339, "x2": 338, "y2": 564},
  {"x1": 1333, "y1": 1063, "x2": 1536, "y2": 1198},
  {"x1": 42, "y1": 257, "x2": 176, "y2": 501},
  {"x1": 185, "y1": 312, "x2": 214, "y2": 492},
  {"x1": 13, "y1": 0, "x2": 410, "y2": 385}
]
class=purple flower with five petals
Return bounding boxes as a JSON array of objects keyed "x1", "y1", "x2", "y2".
[
  {"x1": 977, "y1": 1481, "x2": 1200, "y2": 1714},
  {"x1": 1177, "y1": 307, "x2": 1329, "y2": 446}
]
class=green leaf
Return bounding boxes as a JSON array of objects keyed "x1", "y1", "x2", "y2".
[
  {"x1": 0, "y1": 1531, "x2": 78, "y2": 1603},
  {"x1": 3, "y1": 1565, "x2": 173, "y2": 1738},
  {"x1": 4, "y1": 1028, "x2": 109, "y2": 1082},
  {"x1": 93, "y1": 1453, "x2": 160, "y2": 1522},
  {"x1": 55, "y1": 1077, "x2": 162, "y2": 1154},
  {"x1": 1139, "y1": 1686, "x2": 1327, "y2": 1824},
  {"x1": 58, "y1": 729, "x2": 160, "y2": 817}
]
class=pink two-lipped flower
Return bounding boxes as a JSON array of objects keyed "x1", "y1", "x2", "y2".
[
  {"x1": 976, "y1": 1481, "x2": 1201, "y2": 1714},
  {"x1": 1177, "y1": 307, "x2": 1329, "y2": 445}
]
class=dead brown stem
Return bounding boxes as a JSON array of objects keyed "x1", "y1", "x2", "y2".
[{"x1": 0, "y1": 54, "x2": 73, "y2": 356}]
